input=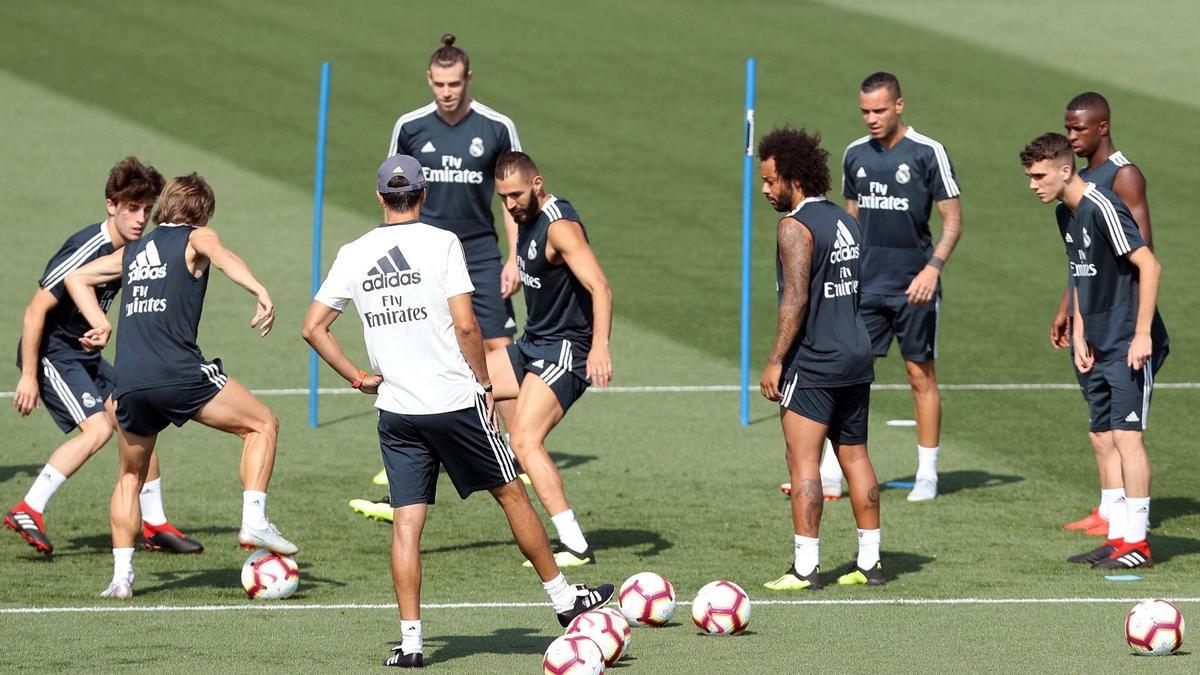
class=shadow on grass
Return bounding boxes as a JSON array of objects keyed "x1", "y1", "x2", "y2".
[
  {"x1": 421, "y1": 626, "x2": 547, "y2": 663},
  {"x1": 826, "y1": 550, "x2": 936, "y2": 582},
  {"x1": 1146, "y1": 534, "x2": 1200, "y2": 565},
  {"x1": 881, "y1": 469, "x2": 1022, "y2": 496},
  {"x1": 137, "y1": 562, "x2": 349, "y2": 596},
  {"x1": 318, "y1": 407, "x2": 378, "y2": 428},
  {"x1": 423, "y1": 528, "x2": 673, "y2": 559},
  {"x1": 0, "y1": 464, "x2": 43, "y2": 484},
  {"x1": 1151, "y1": 496, "x2": 1200, "y2": 529},
  {"x1": 63, "y1": 525, "x2": 240, "y2": 555}
]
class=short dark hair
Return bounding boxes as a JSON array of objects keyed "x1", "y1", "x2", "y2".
[
  {"x1": 1019, "y1": 133, "x2": 1075, "y2": 169},
  {"x1": 495, "y1": 151, "x2": 539, "y2": 181},
  {"x1": 429, "y1": 33, "x2": 469, "y2": 72},
  {"x1": 861, "y1": 71, "x2": 901, "y2": 99},
  {"x1": 154, "y1": 174, "x2": 216, "y2": 227},
  {"x1": 105, "y1": 156, "x2": 164, "y2": 205},
  {"x1": 1066, "y1": 91, "x2": 1110, "y2": 120},
  {"x1": 380, "y1": 175, "x2": 424, "y2": 211},
  {"x1": 757, "y1": 127, "x2": 831, "y2": 197}
]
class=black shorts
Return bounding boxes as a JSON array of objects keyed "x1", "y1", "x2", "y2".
[
  {"x1": 1077, "y1": 350, "x2": 1167, "y2": 432},
  {"x1": 379, "y1": 396, "x2": 517, "y2": 507},
  {"x1": 467, "y1": 256, "x2": 517, "y2": 341},
  {"x1": 114, "y1": 359, "x2": 226, "y2": 436},
  {"x1": 506, "y1": 336, "x2": 590, "y2": 414},
  {"x1": 861, "y1": 292, "x2": 939, "y2": 362},
  {"x1": 780, "y1": 379, "x2": 871, "y2": 445},
  {"x1": 34, "y1": 352, "x2": 114, "y2": 432}
]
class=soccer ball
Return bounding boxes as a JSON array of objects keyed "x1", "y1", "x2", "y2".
[
  {"x1": 691, "y1": 580, "x2": 751, "y2": 635},
  {"x1": 595, "y1": 607, "x2": 632, "y2": 658},
  {"x1": 566, "y1": 609, "x2": 628, "y2": 665},
  {"x1": 240, "y1": 549, "x2": 300, "y2": 600},
  {"x1": 1126, "y1": 599, "x2": 1185, "y2": 655},
  {"x1": 542, "y1": 634, "x2": 604, "y2": 675},
  {"x1": 618, "y1": 572, "x2": 676, "y2": 627}
]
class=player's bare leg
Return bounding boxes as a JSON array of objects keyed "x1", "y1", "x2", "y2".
[
  {"x1": 484, "y1": 336, "x2": 518, "y2": 429},
  {"x1": 1066, "y1": 431, "x2": 1123, "y2": 534},
  {"x1": 1089, "y1": 429, "x2": 1153, "y2": 569},
  {"x1": 906, "y1": 358, "x2": 941, "y2": 501},
  {"x1": 389, "y1": 503, "x2": 427, "y2": 666},
  {"x1": 45, "y1": 413, "x2": 114, "y2": 478},
  {"x1": 193, "y1": 377, "x2": 295, "y2": 555},
  {"x1": 102, "y1": 425, "x2": 154, "y2": 599},
  {"x1": 765, "y1": 410, "x2": 827, "y2": 591},
  {"x1": 835, "y1": 439, "x2": 885, "y2": 585}
]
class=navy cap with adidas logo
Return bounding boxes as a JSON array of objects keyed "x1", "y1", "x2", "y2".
[{"x1": 377, "y1": 155, "x2": 427, "y2": 193}]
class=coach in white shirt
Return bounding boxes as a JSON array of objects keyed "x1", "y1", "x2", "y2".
[{"x1": 301, "y1": 155, "x2": 611, "y2": 668}]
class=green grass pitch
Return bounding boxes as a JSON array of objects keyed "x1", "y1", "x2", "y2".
[{"x1": 0, "y1": 1, "x2": 1197, "y2": 671}]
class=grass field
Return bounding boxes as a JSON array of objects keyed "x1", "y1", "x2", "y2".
[{"x1": 1, "y1": 1, "x2": 1198, "y2": 672}]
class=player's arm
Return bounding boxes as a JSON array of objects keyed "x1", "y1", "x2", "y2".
[
  {"x1": 1113, "y1": 165, "x2": 1153, "y2": 250},
  {"x1": 1050, "y1": 283, "x2": 1071, "y2": 349},
  {"x1": 63, "y1": 250, "x2": 124, "y2": 351},
  {"x1": 761, "y1": 217, "x2": 812, "y2": 402},
  {"x1": 1125, "y1": 246, "x2": 1161, "y2": 370},
  {"x1": 499, "y1": 207, "x2": 521, "y2": 298},
  {"x1": 448, "y1": 293, "x2": 497, "y2": 426},
  {"x1": 188, "y1": 228, "x2": 275, "y2": 337},
  {"x1": 13, "y1": 289, "x2": 59, "y2": 415},
  {"x1": 1071, "y1": 285, "x2": 1093, "y2": 373},
  {"x1": 301, "y1": 302, "x2": 382, "y2": 394},
  {"x1": 906, "y1": 197, "x2": 963, "y2": 304},
  {"x1": 548, "y1": 220, "x2": 613, "y2": 388}
]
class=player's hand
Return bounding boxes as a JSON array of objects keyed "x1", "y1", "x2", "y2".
[
  {"x1": 79, "y1": 325, "x2": 111, "y2": 352},
  {"x1": 500, "y1": 259, "x2": 521, "y2": 299},
  {"x1": 1073, "y1": 340, "x2": 1094, "y2": 373},
  {"x1": 1050, "y1": 310, "x2": 1070, "y2": 349},
  {"x1": 359, "y1": 373, "x2": 383, "y2": 395},
  {"x1": 252, "y1": 293, "x2": 276, "y2": 337},
  {"x1": 905, "y1": 266, "x2": 939, "y2": 305},
  {"x1": 483, "y1": 390, "x2": 498, "y2": 431},
  {"x1": 1127, "y1": 333, "x2": 1152, "y2": 371},
  {"x1": 13, "y1": 374, "x2": 39, "y2": 416},
  {"x1": 760, "y1": 362, "x2": 783, "y2": 402},
  {"x1": 586, "y1": 344, "x2": 613, "y2": 388}
]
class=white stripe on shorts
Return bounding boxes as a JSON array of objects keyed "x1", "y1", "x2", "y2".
[
  {"x1": 1142, "y1": 364, "x2": 1153, "y2": 430},
  {"x1": 41, "y1": 358, "x2": 87, "y2": 424},
  {"x1": 542, "y1": 340, "x2": 570, "y2": 387},
  {"x1": 200, "y1": 363, "x2": 228, "y2": 389},
  {"x1": 474, "y1": 396, "x2": 515, "y2": 482}
]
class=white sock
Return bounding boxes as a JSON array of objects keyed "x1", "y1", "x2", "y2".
[
  {"x1": 550, "y1": 509, "x2": 588, "y2": 553},
  {"x1": 857, "y1": 528, "x2": 881, "y2": 569},
  {"x1": 1124, "y1": 497, "x2": 1150, "y2": 544},
  {"x1": 916, "y1": 445, "x2": 940, "y2": 481},
  {"x1": 112, "y1": 547, "x2": 135, "y2": 584},
  {"x1": 793, "y1": 534, "x2": 819, "y2": 576},
  {"x1": 399, "y1": 620, "x2": 423, "y2": 654},
  {"x1": 24, "y1": 464, "x2": 67, "y2": 513},
  {"x1": 543, "y1": 573, "x2": 575, "y2": 614},
  {"x1": 1106, "y1": 490, "x2": 1127, "y2": 541},
  {"x1": 1097, "y1": 489, "x2": 1109, "y2": 519},
  {"x1": 139, "y1": 478, "x2": 168, "y2": 527},
  {"x1": 819, "y1": 439, "x2": 843, "y2": 484},
  {"x1": 1099, "y1": 488, "x2": 1122, "y2": 524},
  {"x1": 242, "y1": 490, "x2": 268, "y2": 530}
]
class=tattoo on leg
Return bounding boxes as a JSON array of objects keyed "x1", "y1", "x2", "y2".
[
  {"x1": 867, "y1": 485, "x2": 879, "y2": 510},
  {"x1": 797, "y1": 479, "x2": 823, "y2": 531}
]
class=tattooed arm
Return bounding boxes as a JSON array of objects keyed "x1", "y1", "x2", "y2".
[{"x1": 760, "y1": 216, "x2": 813, "y2": 401}]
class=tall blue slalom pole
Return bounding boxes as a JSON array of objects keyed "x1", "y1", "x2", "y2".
[
  {"x1": 739, "y1": 58, "x2": 756, "y2": 427},
  {"x1": 309, "y1": 61, "x2": 331, "y2": 429}
]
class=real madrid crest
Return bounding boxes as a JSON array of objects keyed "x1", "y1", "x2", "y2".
[
  {"x1": 469, "y1": 137, "x2": 484, "y2": 158},
  {"x1": 895, "y1": 163, "x2": 911, "y2": 184}
]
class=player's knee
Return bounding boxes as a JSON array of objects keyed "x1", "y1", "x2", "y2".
[
  {"x1": 78, "y1": 417, "x2": 114, "y2": 452},
  {"x1": 509, "y1": 429, "x2": 542, "y2": 457},
  {"x1": 906, "y1": 362, "x2": 937, "y2": 391}
]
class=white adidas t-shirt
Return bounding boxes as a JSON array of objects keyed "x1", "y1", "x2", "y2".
[{"x1": 315, "y1": 221, "x2": 477, "y2": 415}]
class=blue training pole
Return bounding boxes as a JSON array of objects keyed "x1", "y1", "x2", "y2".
[
  {"x1": 739, "y1": 58, "x2": 756, "y2": 427},
  {"x1": 309, "y1": 61, "x2": 331, "y2": 429}
]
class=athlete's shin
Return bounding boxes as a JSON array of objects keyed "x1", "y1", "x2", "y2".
[
  {"x1": 1111, "y1": 429, "x2": 1151, "y2": 498},
  {"x1": 110, "y1": 428, "x2": 152, "y2": 548},
  {"x1": 491, "y1": 480, "x2": 558, "y2": 581},
  {"x1": 1088, "y1": 431, "x2": 1123, "y2": 489},
  {"x1": 839, "y1": 445, "x2": 881, "y2": 530},
  {"x1": 906, "y1": 360, "x2": 941, "y2": 447},
  {"x1": 510, "y1": 433, "x2": 568, "y2": 514},
  {"x1": 238, "y1": 413, "x2": 279, "y2": 493},
  {"x1": 390, "y1": 504, "x2": 427, "y2": 621},
  {"x1": 46, "y1": 413, "x2": 114, "y2": 479}
]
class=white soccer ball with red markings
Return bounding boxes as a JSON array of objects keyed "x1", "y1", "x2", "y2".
[
  {"x1": 1126, "y1": 599, "x2": 1185, "y2": 655},
  {"x1": 542, "y1": 634, "x2": 604, "y2": 675},
  {"x1": 240, "y1": 549, "x2": 300, "y2": 600},
  {"x1": 595, "y1": 607, "x2": 632, "y2": 658},
  {"x1": 618, "y1": 572, "x2": 676, "y2": 627},
  {"x1": 691, "y1": 580, "x2": 751, "y2": 635},
  {"x1": 566, "y1": 609, "x2": 628, "y2": 665}
]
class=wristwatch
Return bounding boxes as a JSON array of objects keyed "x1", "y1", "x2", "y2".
[{"x1": 481, "y1": 383, "x2": 493, "y2": 393}]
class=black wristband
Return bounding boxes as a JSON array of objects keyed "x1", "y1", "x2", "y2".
[
  {"x1": 481, "y1": 384, "x2": 493, "y2": 393},
  {"x1": 928, "y1": 255, "x2": 946, "y2": 271}
]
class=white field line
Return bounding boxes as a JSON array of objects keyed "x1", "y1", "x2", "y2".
[
  {"x1": 4, "y1": 383, "x2": 1196, "y2": 399},
  {"x1": 4, "y1": 597, "x2": 1199, "y2": 615}
]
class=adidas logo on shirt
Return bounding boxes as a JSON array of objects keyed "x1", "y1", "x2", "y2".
[
  {"x1": 361, "y1": 246, "x2": 422, "y2": 291},
  {"x1": 829, "y1": 220, "x2": 861, "y2": 263},
  {"x1": 1064, "y1": 233, "x2": 1073, "y2": 243},
  {"x1": 855, "y1": 167, "x2": 867, "y2": 178},
  {"x1": 420, "y1": 141, "x2": 436, "y2": 153},
  {"x1": 128, "y1": 241, "x2": 168, "y2": 281}
]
